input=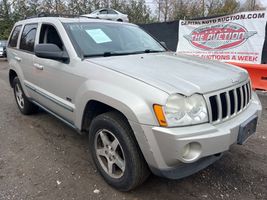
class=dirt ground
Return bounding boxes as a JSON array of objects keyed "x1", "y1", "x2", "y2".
[{"x1": 0, "y1": 59, "x2": 266, "y2": 200}]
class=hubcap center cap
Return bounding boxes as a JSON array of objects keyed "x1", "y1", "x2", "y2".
[{"x1": 106, "y1": 146, "x2": 115, "y2": 158}]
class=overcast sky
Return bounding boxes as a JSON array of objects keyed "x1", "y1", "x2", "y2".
[
  {"x1": 147, "y1": 0, "x2": 267, "y2": 15},
  {"x1": 259, "y1": 0, "x2": 267, "y2": 7}
]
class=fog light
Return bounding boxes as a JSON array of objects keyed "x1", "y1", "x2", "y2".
[{"x1": 182, "y1": 142, "x2": 201, "y2": 162}]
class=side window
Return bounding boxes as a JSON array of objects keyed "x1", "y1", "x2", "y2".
[
  {"x1": 8, "y1": 25, "x2": 22, "y2": 48},
  {"x1": 108, "y1": 9, "x2": 117, "y2": 14},
  {"x1": 100, "y1": 9, "x2": 108, "y2": 14},
  {"x1": 20, "y1": 24, "x2": 38, "y2": 52},
  {"x1": 39, "y1": 24, "x2": 63, "y2": 50}
]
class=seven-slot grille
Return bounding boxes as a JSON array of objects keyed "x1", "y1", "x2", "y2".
[{"x1": 206, "y1": 81, "x2": 252, "y2": 123}]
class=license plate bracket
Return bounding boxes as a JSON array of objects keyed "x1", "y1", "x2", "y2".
[{"x1": 237, "y1": 115, "x2": 258, "y2": 145}]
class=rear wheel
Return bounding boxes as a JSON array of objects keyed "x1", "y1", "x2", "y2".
[
  {"x1": 89, "y1": 111, "x2": 149, "y2": 191},
  {"x1": 13, "y1": 77, "x2": 38, "y2": 115},
  {"x1": 117, "y1": 19, "x2": 123, "y2": 22}
]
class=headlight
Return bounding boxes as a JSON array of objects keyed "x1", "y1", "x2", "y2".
[
  {"x1": 165, "y1": 94, "x2": 208, "y2": 126},
  {"x1": 154, "y1": 94, "x2": 208, "y2": 127}
]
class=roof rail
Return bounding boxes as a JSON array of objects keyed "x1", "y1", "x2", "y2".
[{"x1": 25, "y1": 12, "x2": 80, "y2": 19}]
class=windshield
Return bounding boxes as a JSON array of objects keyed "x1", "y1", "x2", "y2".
[{"x1": 64, "y1": 22, "x2": 166, "y2": 57}]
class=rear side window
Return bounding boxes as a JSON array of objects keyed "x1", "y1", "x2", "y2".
[
  {"x1": 108, "y1": 9, "x2": 117, "y2": 14},
  {"x1": 20, "y1": 24, "x2": 38, "y2": 52},
  {"x1": 8, "y1": 25, "x2": 22, "y2": 48}
]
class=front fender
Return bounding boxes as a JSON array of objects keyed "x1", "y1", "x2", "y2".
[{"x1": 74, "y1": 79, "x2": 169, "y2": 129}]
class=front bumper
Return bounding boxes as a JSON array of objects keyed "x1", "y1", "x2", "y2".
[{"x1": 131, "y1": 92, "x2": 262, "y2": 179}]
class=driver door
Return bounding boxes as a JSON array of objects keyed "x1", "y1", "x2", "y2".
[{"x1": 33, "y1": 23, "x2": 77, "y2": 123}]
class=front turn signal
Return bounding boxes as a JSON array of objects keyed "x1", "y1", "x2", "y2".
[{"x1": 153, "y1": 104, "x2": 168, "y2": 127}]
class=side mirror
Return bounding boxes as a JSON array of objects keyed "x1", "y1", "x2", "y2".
[
  {"x1": 160, "y1": 41, "x2": 168, "y2": 49},
  {"x1": 35, "y1": 44, "x2": 69, "y2": 62}
]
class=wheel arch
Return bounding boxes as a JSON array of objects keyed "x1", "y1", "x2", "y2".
[
  {"x1": 9, "y1": 69, "x2": 18, "y2": 88},
  {"x1": 80, "y1": 99, "x2": 129, "y2": 133},
  {"x1": 79, "y1": 97, "x2": 158, "y2": 175}
]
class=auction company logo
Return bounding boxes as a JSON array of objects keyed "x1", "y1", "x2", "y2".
[{"x1": 184, "y1": 22, "x2": 257, "y2": 50}]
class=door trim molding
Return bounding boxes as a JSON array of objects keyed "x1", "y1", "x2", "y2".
[{"x1": 24, "y1": 81, "x2": 74, "y2": 112}]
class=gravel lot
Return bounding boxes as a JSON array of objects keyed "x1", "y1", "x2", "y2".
[{"x1": 0, "y1": 59, "x2": 267, "y2": 200}]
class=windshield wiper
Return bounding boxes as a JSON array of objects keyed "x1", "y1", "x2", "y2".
[
  {"x1": 83, "y1": 52, "x2": 135, "y2": 58},
  {"x1": 143, "y1": 49, "x2": 165, "y2": 53},
  {"x1": 83, "y1": 50, "x2": 165, "y2": 58}
]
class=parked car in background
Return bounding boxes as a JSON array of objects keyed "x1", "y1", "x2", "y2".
[
  {"x1": 82, "y1": 8, "x2": 129, "y2": 22},
  {"x1": 0, "y1": 40, "x2": 7, "y2": 58}
]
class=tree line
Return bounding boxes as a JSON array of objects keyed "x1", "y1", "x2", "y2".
[
  {"x1": 156, "y1": 0, "x2": 265, "y2": 22},
  {"x1": 0, "y1": 0, "x2": 265, "y2": 39}
]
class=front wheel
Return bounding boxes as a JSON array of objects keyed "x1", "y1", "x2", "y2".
[{"x1": 89, "y1": 111, "x2": 150, "y2": 191}]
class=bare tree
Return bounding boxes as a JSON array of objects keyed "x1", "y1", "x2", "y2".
[
  {"x1": 241, "y1": 0, "x2": 265, "y2": 11},
  {"x1": 154, "y1": 0, "x2": 174, "y2": 22}
]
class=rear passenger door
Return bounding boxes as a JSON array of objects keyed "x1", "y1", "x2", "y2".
[
  {"x1": 8, "y1": 23, "x2": 39, "y2": 100},
  {"x1": 19, "y1": 23, "x2": 40, "y2": 100},
  {"x1": 107, "y1": 9, "x2": 118, "y2": 20}
]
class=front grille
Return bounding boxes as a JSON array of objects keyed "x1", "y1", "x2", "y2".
[{"x1": 206, "y1": 81, "x2": 252, "y2": 123}]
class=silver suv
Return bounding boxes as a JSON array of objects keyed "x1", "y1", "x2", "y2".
[{"x1": 7, "y1": 17, "x2": 262, "y2": 191}]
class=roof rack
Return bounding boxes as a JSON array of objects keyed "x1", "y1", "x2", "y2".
[{"x1": 25, "y1": 13, "x2": 80, "y2": 19}]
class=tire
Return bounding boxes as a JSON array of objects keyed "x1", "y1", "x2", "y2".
[
  {"x1": 117, "y1": 19, "x2": 123, "y2": 22},
  {"x1": 89, "y1": 111, "x2": 150, "y2": 191},
  {"x1": 13, "y1": 77, "x2": 38, "y2": 115}
]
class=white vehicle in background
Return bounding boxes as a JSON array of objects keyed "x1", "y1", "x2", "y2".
[
  {"x1": 0, "y1": 40, "x2": 7, "y2": 58},
  {"x1": 82, "y1": 8, "x2": 129, "y2": 22}
]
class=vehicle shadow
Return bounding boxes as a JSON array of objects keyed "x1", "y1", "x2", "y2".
[{"x1": 32, "y1": 105, "x2": 267, "y2": 200}]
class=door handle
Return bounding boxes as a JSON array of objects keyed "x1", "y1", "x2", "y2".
[
  {"x1": 14, "y1": 56, "x2": 21, "y2": 62},
  {"x1": 34, "y1": 63, "x2": 44, "y2": 70}
]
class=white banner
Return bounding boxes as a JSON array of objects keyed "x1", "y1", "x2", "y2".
[{"x1": 177, "y1": 11, "x2": 267, "y2": 64}]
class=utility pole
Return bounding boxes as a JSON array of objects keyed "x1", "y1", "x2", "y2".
[
  {"x1": 202, "y1": 0, "x2": 205, "y2": 17},
  {"x1": 252, "y1": 0, "x2": 256, "y2": 10},
  {"x1": 158, "y1": 0, "x2": 162, "y2": 22}
]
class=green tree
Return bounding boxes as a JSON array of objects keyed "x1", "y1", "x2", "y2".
[
  {"x1": 12, "y1": 0, "x2": 29, "y2": 20},
  {"x1": 220, "y1": 0, "x2": 239, "y2": 15},
  {"x1": 124, "y1": 0, "x2": 152, "y2": 24},
  {"x1": 0, "y1": 0, "x2": 13, "y2": 39},
  {"x1": 28, "y1": 0, "x2": 41, "y2": 16}
]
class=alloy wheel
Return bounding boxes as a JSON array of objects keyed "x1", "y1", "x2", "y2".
[
  {"x1": 94, "y1": 129, "x2": 126, "y2": 179},
  {"x1": 15, "y1": 83, "x2": 24, "y2": 109}
]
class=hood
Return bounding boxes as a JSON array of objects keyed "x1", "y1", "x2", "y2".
[{"x1": 86, "y1": 52, "x2": 248, "y2": 96}]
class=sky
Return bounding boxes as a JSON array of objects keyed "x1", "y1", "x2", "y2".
[
  {"x1": 259, "y1": 0, "x2": 267, "y2": 7},
  {"x1": 147, "y1": 0, "x2": 267, "y2": 16}
]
